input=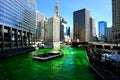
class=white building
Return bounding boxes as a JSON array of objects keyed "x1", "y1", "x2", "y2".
[
  {"x1": 43, "y1": 2, "x2": 61, "y2": 47},
  {"x1": 70, "y1": 26, "x2": 73, "y2": 39},
  {"x1": 90, "y1": 17, "x2": 96, "y2": 41},
  {"x1": 36, "y1": 11, "x2": 45, "y2": 42}
]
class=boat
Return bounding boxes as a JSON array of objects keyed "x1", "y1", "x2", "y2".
[{"x1": 32, "y1": 51, "x2": 63, "y2": 61}]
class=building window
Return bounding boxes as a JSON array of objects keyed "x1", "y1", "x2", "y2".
[
  {"x1": 113, "y1": 35, "x2": 114, "y2": 39},
  {"x1": 115, "y1": 35, "x2": 117, "y2": 39},
  {"x1": 119, "y1": 33, "x2": 120, "y2": 39}
]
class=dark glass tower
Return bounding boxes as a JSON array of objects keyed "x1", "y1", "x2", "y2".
[{"x1": 73, "y1": 8, "x2": 90, "y2": 42}]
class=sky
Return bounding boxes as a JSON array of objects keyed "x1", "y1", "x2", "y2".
[{"x1": 36, "y1": 0, "x2": 112, "y2": 35}]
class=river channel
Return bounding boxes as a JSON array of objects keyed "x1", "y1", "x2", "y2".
[{"x1": 0, "y1": 46, "x2": 103, "y2": 80}]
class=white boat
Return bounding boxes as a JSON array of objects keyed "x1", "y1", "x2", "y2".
[{"x1": 32, "y1": 51, "x2": 63, "y2": 61}]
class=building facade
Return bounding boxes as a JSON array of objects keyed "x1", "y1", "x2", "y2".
[
  {"x1": 43, "y1": 2, "x2": 62, "y2": 47},
  {"x1": 64, "y1": 26, "x2": 73, "y2": 43},
  {"x1": 112, "y1": 0, "x2": 120, "y2": 42},
  {"x1": 36, "y1": 11, "x2": 44, "y2": 42},
  {"x1": 36, "y1": 11, "x2": 44, "y2": 22},
  {"x1": 70, "y1": 27, "x2": 73, "y2": 39},
  {"x1": 73, "y1": 8, "x2": 91, "y2": 42},
  {"x1": 105, "y1": 27, "x2": 112, "y2": 42},
  {"x1": 0, "y1": 0, "x2": 36, "y2": 54},
  {"x1": 90, "y1": 17, "x2": 96, "y2": 41},
  {"x1": 46, "y1": 17, "x2": 61, "y2": 42},
  {"x1": 98, "y1": 21, "x2": 107, "y2": 41},
  {"x1": 60, "y1": 18, "x2": 67, "y2": 41},
  {"x1": 44, "y1": 16, "x2": 61, "y2": 47},
  {"x1": 66, "y1": 26, "x2": 70, "y2": 36}
]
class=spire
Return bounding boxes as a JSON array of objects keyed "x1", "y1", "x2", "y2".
[{"x1": 54, "y1": 1, "x2": 60, "y2": 17}]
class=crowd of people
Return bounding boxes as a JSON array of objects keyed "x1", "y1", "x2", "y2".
[{"x1": 86, "y1": 47, "x2": 120, "y2": 80}]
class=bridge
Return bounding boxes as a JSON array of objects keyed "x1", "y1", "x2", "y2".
[
  {"x1": 71, "y1": 42, "x2": 88, "y2": 47},
  {"x1": 71, "y1": 42, "x2": 120, "y2": 50}
]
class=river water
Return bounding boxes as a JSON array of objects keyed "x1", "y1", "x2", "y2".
[{"x1": 0, "y1": 46, "x2": 103, "y2": 80}]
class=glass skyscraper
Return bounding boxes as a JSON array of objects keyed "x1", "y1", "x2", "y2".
[
  {"x1": 0, "y1": 0, "x2": 36, "y2": 55},
  {"x1": 66, "y1": 26, "x2": 70, "y2": 36},
  {"x1": 98, "y1": 21, "x2": 107, "y2": 41}
]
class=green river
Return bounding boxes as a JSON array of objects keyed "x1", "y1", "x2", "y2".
[{"x1": 0, "y1": 46, "x2": 103, "y2": 80}]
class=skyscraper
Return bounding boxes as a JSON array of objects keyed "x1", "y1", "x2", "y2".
[
  {"x1": 70, "y1": 27, "x2": 73, "y2": 39},
  {"x1": 60, "y1": 18, "x2": 67, "y2": 41},
  {"x1": 98, "y1": 21, "x2": 107, "y2": 41},
  {"x1": 112, "y1": 0, "x2": 120, "y2": 42},
  {"x1": 36, "y1": 11, "x2": 44, "y2": 28},
  {"x1": 90, "y1": 17, "x2": 96, "y2": 41},
  {"x1": 73, "y1": 8, "x2": 90, "y2": 42},
  {"x1": 66, "y1": 26, "x2": 70, "y2": 36},
  {"x1": 105, "y1": 27, "x2": 112, "y2": 42},
  {"x1": 0, "y1": 0, "x2": 36, "y2": 55},
  {"x1": 36, "y1": 11, "x2": 44, "y2": 42}
]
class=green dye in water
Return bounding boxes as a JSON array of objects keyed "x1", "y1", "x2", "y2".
[{"x1": 0, "y1": 46, "x2": 103, "y2": 80}]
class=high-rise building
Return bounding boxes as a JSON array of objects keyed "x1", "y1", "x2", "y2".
[
  {"x1": 36, "y1": 11, "x2": 44, "y2": 24},
  {"x1": 90, "y1": 17, "x2": 96, "y2": 41},
  {"x1": 0, "y1": 0, "x2": 36, "y2": 55},
  {"x1": 36, "y1": 11, "x2": 44, "y2": 42},
  {"x1": 70, "y1": 27, "x2": 73, "y2": 39},
  {"x1": 105, "y1": 27, "x2": 112, "y2": 42},
  {"x1": 112, "y1": 0, "x2": 120, "y2": 42},
  {"x1": 43, "y1": 2, "x2": 61, "y2": 47},
  {"x1": 46, "y1": 16, "x2": 61, "y2": 42},
  {"x1": 60, "y1": 18, "x2": 67, "y2": 41},
  {"x1": 66, "y1": 26, "x2": 70, "y2": 36},
  {"x1": 73, "y1": 8, "x2": 91, "y2": 42},
  {"x1": 98, "y1": 21, "x2": 107, "y2": 41}
]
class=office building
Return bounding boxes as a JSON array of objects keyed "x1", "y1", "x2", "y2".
[
  {"x1": 112, "y1": 0, "x2": 120, "y2": 42},
  {"x1": 60, "y1": 18, "x2": 67, "y2": 41},
  {"x1": 64, "y1": 26, "x2": 70, "y2": 42},
  {"x1": 105, "y1": 27, "x2": 112, "y2": 42},
  {"x1": 98, "y1": 21, "x2": 107, "y2": 41},
  {"x1": 36, "y1": 11, "x2": 44, "y2": 42},
  {"x1": 0, "y1": 0, "x2": 36, "y2": 56},
  {"x1": 66, "y1": 26, "x2": 70, "y2": 36},
  {"x1": 90, "y1": 17, "x2": 96, "y2": 41},
  {"x1": 70, "y1": 27, "x2": 73, "y2": 39},
  {"x1": 73, "y1": 8, "x2": 91, "y2": 42},
  {"x1": 64, "y1": 26, "x2": 73, "y2": 43},
  {"x1": 36, "y1": 11, "x2": 44, "y2": 25}
]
